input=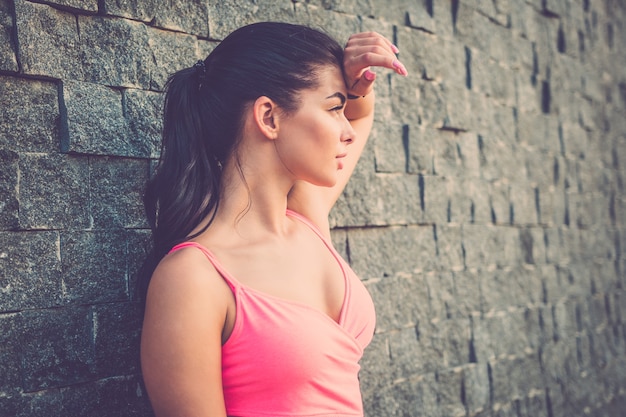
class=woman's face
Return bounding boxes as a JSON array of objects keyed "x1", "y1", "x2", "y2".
[{"x1": 273, "y1": 65, "x2": 355, "y2": 187}]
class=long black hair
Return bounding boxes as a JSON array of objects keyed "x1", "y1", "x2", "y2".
[{"x1": 137, "y1": 22, "x2": 344, "y2": 300}]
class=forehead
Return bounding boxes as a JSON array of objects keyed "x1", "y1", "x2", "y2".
[{"x1": 315, "y1": 65, "x2": 346, "y2": 93}]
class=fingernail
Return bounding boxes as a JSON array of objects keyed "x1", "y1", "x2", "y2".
[
  {"x1": 364, "y1": 70, "x2": 376, "y2": 81},
  {"x1": 393, "y1": 59, "x2": 408, "y2": 76},
  {"x1": 391, "y1": 44, "x2": 400, "y2": 54}
]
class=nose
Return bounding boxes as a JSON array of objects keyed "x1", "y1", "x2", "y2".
[{"x1": 340, "y1": 116, "x2": 356, "y2": 144}]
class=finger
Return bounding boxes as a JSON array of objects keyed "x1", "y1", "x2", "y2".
[
  {"x1": 345, "y1": 32, "x2": 399, "y2": 56},
  {"x1": 346, "y1": 50, "x2": 408, "y2": 76}
]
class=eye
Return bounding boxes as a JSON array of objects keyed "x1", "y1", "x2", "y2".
[{"x1": 330, "y1": 104, "x2": 344, "y2": 113}]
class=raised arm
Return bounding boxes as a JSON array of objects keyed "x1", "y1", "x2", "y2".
[{"x1": 287, "y1": 32, "x2": 408, "y2": 236}]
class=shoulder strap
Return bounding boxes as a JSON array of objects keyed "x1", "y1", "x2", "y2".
[{"x1": 169, "y1": 242, "x2": 239, "y2": 292}]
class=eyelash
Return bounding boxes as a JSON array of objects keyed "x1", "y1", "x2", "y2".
[{"x1": 330, "y1": 105, "x2": 344, "y2": 113}]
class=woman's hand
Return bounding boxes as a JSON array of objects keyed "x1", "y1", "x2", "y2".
[{"x1": 342, "y1": 31, "x2": 408, "y2": 97}]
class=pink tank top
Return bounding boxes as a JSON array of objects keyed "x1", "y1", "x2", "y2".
[{"x1": 170, "y1": 210, "x2": 376, "y2": 416}]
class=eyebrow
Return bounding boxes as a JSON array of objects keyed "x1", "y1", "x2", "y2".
[{"x1": 325, "y1": 92, "x2": 346, "y2": 105}]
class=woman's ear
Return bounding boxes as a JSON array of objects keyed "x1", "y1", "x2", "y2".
[{"x1": 252, "y1": 96, "x2": 281, "y2": 140}]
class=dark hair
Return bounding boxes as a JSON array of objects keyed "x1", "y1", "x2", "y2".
[{"x1": 137, "y1": 22, "x2": 344, "y2": 300}]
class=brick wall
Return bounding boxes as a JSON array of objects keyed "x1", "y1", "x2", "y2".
[{"x1": 1, "y1": 1, "x2": 625, "y2": 416}]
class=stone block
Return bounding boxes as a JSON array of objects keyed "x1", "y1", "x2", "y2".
[
  {"x1": 126, "y1": 229, "x2": 151, "y2": 301},
  {"x1": 488, "y1": 180, "x2": 510, "y2": 225},
  {"x1": 89, "y1": 156, "x2": 149, "y2": 228},
  {"x1": 295, "y1": 3, "x2": 361, "y2": 44},
  {"x1": 370, "y1": 0, "x2": 426, "y2": 30},
  {"x1": 0, "y1": 313, "x2": 22, "y2": 393},
  {"x1": 0, "y1": 76, "x2": 60, "y2": 153},
  {"x1": 434, "y1": 225, "x2": 464, "y2": 270},
  {"x1": 366, "y1": 273, "x2": 430, "y2": 333},
  {"x1": 104, "y1": 0, "x2": 208, "y2": 36},
  {"x1": 77, "y1": 15, "x2": 151, "y2": 88},
  {"x1": 371, "y1": 96, "x2": 409, "y2": 174},
  {"x1": 509, "y1": 182, "x2": 539, "y2": 226},
  {"x1": 93, "y1": 303, "x2": 142, "y2": 377},
  {"x1": 18, "y1": 153, "x2": 89, "y2": 229},
  {"x1": 368, "y1": 371, "x2": 441, "y2": 417},
  {"x1": 20, "y1": 307, "x2": 95, "y2": 391},
  {"x1": 489, "y1": 353, "x2": 544, "y2": 404},
  {"x1": 463, "y1": 362, "x2": 491, "y2": 415},
  {"x1": 0, "y1": 231, "x2": 63, "y2": 310},
  {"x1": 436, "y1": 367, "x2": 466, "y2": 417},
  {"x1": 463, "y1": 224, "x2": 522, "y2": 268},
  {"x1": 209, "y1": 0, "x2": 297, "y2": 41},
  {"x1": 23, "y1": 374, "x2": 152, "y2": 417},
  {"x1": 347, "y1": 224, "x2": 437, "y2": 279},
  {"x1": 0, "y1": 0, "x2": 17, "y2": 72},
  {"x1": 406, "y1": 126, "x2": 434, "y2": 175},
  {"x1": 60, "y1": 230, "x2": 128, "y2": 304},
  {"x1": 358, "y1": 333, "x2": 392, "y2": 395},
  {"x1": 46, "y1": 0, "x2": 98, "y2": 12},
  {"x1": 421, "y1": 174, "x2": 449, "y2": 224},
  {"x1": 451, "y1": 270, "x2": 483, "y2": 317},
  {"x1": 0, "y1": 149, "x2": 18, "y2": 229},
  {"x1": 14, "y1": 0, "x2": 83, "y2": 79},
  {"x1": 60, "y1": 80, "x2": 146, "y2": 157},
  {"x1": 479, "y1": 266, "x2": 544, "y2": 312},
  {"x1": 471, "y1": 51, "x2": 516, "y2": 106},
  {"x1": 331, "y1": 172, "x2": 422, "y2": 227},
  {"x1": 146, "y1": 27, "x2": 203, "y2": 91},
  {"x1": 387, "y1": 326, "x2": 431, "y2": 378},
  {"x1": 438, "y1": 317, "x2": 472, "y2": 368},
  {"x1": 472, "y1": 309, "x2": 535, "y2": 361},
  {"x1": 124, "y1": 88, "x2": 163, "y2": 159}
]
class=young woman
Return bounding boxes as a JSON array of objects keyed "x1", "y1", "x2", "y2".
[{"x1": 139, "y1": 22, "x2": 408, "y2": 417}]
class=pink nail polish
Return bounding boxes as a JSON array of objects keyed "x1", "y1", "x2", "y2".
[
  {"x1": 364, "y1": 70, "x2": 376, "y2": 81},
  {"x1": 391, "y1": 44, "x2": 400, "y2": 54}
]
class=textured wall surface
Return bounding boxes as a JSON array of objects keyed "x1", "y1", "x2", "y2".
[{"x1": 1, "y1": 0, "x2": 625, "y2": 416}]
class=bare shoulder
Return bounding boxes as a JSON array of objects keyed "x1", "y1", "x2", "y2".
[
  {"x1": 141, "y1": 247, "x2": 231, "y2": 417},
  {"x1": 147, "y1": 246, "x2": 231, "y2": 306}
]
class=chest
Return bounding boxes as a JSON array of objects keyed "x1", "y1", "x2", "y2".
[{"x1": 211, "y1": 230, "x2": 346, "y2": 322}]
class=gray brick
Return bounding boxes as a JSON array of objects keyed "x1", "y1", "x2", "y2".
[
  {"x1": 359, "y1": 333, "x2": 391, "y2": 395},
  {"x1": 364, "y1": 372, "x2": 440, "y2": 417},
  {"x1": 0, "y1": 313, "x2": 22, "y2": 392},
  {"x1": 93, "y1": 303, "x2": 142, "y2": 377},
  {"x1": 0, "y1": 0, "x2": 17, "y2": 72},
  {"x1": 366, "y1": 273, "x2": 430, "y2": 332},
  {"x1": 294, "y1": 2, "x2": 360, "y2": 44},
  {"x1": 60, "y1": 81, "x2": 137, "y2": 157},
  {"x1": 0, "y1": 149, "x2": 18, "y2": 229},
  {"x1": 0, "y1": 76, "x2": 60, "y2": 153},
  {"x1": 489, "y1": 353, "x2": 544, "y2": 405},
  {"x1": 405, "y1": 126, "x2": 434, "y2": 175},
  {"x1": 331, "y1": 172, "x2": 422, "y2": 227},
  {"x1": 473, "y1": 309, "x2": 536, "y2": 361},
  {"x1": 126, "y1": 229, "x2": 150, "y2": 301},
  {"x1": 14, "y1": 0, "x2": 83, "y2": 79},
  {"x1": 421, "y1": 174, "x2": 449, "y2": 224},
  {"x1": 448, "y1": 270, "x2": 482, "y2": 317},
  {"x1": 347, "y1": 225, "x2": 437, "y2": 279},
  {"x1": 60, "y1": 230, "x2": 128, "y2": 304},
  {"x1": 77, "y1": 15, "x2": 151, "y2": 88},
  {"x1": 434, "y1": 225, "x2": 464, "y2": 270},
  {"x1": 21, "y1": 307, "x2": 95, "y2": 391},
  {"x1": 124, "y1": 88, "x2": 163, "y2": 159},
  {"x1": 436, "y1": 367, "x2": 466, "y2": 417},
  {"x1": 147, "y1": 27, "x2": 205, "y2": 91},
  {"x1": 89, "y1": 157, "x2": 148, "y2": 228},
  {"x1": 45, "y1": 0, "x2": 98, "y2": 12},
  {"x1": 209, "y1": 0, "x2": 296, "y2": 40},
  {"x1": 479, "y1": 267, "x2": 544, "y2": 312},
  {"x1": 463, "y1": 363, "x2": 490, "y2": 415},
  {"x1": 462, "y1": 224, "x2": 522, "y2": 268},
  {"x1": 0, "y1": 231, "x2": 62, "y2": 310},
  {"x1": 18, "y1": 153, "x2": 89, "y2": 229}
]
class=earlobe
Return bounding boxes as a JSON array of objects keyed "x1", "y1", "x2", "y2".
[{"x1": 253, "y1": 96, "x2": 280, "y2": 140}]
